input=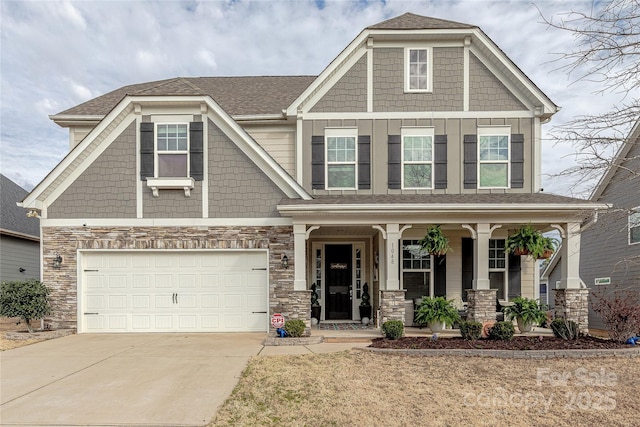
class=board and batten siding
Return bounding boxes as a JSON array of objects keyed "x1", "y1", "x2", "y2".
[
  {"x1": 302, "y1": 117, "x2": 534, "y2": 195},
  {"x1": 0, "y1": 235, "x2": 40, "y2": 282}
]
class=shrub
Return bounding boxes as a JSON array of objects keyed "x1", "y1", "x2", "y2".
[
  {"x1": 591, "y1": 287, "x2": 640, "y2": 343},
  {"x1": 487, "y1": 321, "x2": 515, "y2": 341},
  {"x1": 0, "y1": 279, "x2": 51, "y2": 333},
  {"x1": 551, "y1": 318, "x2": 579, "y2": 340},
  {"x1": 459, "y1": 321, "x2": 483, "y2": 340},
  {"x1": 283, "y1": 319, "x2": 306, "y2": 338},
  {"x1": 382, "y1": 320, "x2": 404, "y2": 340}
]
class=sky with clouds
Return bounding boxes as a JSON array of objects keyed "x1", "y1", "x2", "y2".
[{"x1": 0, "y1": 0, "x2": 626, "y2": 196}]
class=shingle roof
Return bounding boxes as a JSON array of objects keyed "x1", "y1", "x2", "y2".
[
  {"x1": 0, "y1": 174, "x2": 39, "y2": 238},
  {"x1": 367, "y1": 12, "x2": 474, "y2": 30},
  {"x1": 57, "y1": 76, "x2": 317, "y2": 117},
  {"x1": 278, "y1": 193, "x2": 595, "y2": 206}
]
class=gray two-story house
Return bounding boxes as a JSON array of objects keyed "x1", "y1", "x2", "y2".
[{"x1": 20, "y1": 13, "x2": 604, "y2": 333}]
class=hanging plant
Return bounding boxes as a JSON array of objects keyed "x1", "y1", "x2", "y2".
[
  {"x1": 418, "y1": 225, "x2": 451, "y2": 256},
  {"x1": 537, "y1": 236, "x2": 560, "y2": 259},
  {"x1": 506, "y1": 224, "x2": 546, "y2": 258}
]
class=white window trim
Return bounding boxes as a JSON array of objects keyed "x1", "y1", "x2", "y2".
[
  {"x1": 325, "y1": 128, "x2": 358, "y2": 190},
  {"x1": 489, "y1": 238, "x2": 508, "y2": 300},
  {"x1": 154, "y1": 122, "x2": 190, "y2": 179},
  {"x1": 401, "y1": 239, "x2": 434, "y2": 298},
  {"x1": 401, "y1": 127, "x2": 435, "y2": 190},
  {"x1": 478, "y1": 126, "x2": 511, "y2": 189},
  {"x1": 629, "y1": 206, "x2": 640, "y2": 245},
  {"x1": 404, "y1": 47, "x2": 433, "y2": 93}
]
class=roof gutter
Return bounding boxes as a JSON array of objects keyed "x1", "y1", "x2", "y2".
[{"x1": 278, "y1": 202, "x2": 609, "y2": 213}]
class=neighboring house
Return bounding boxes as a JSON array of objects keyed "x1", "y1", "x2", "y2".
[
  {"x1": 578, "y1": 119, "x2": 640, "y2": 330},
  {"x1": 1, "y1": 174, "x2": 40, "y2": 283},
  {"x1": 540, "y1": 243, "x2": 561, "y2": 310},
  {"x1": 20, "y1": 13, "x2": 605, "y2": 333}
]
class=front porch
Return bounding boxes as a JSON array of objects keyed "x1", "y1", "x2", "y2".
[{"x1": 278, "y1": 194, "x2": 604, "y2": 332}]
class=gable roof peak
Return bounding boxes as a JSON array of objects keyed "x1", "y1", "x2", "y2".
[{"x1": 367, "y1": 12, "x2": 474, "y2": 31}]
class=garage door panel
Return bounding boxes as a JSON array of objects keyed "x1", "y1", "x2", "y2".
[
  {"x1": 155, "y1": 274, "x2": 172, "y2": 288},
  {"x1": 132, "y1": 315, "x2": 151, "y2": 330},
  {"x1": 201, "y1": 294, "x2": 219, "y2": 308},
  {"x1": 223, "y1": 274, "x2": 242, "y2": 288},
  {"x1": 178, "y1": 274, "x2": 197, "y2": 288},
  {"x1": 108, "y1": 316, "x2": 127, "y2": 330},
  {"x1": 132, "y1": 295, "x2": 150, "y2": 309},
  {"x1": 225, "y1": 294, "x2": 242, "y2": 309},
  {"x1": 132, "y1": 275, "x2": 150, "y2": 288},
  {"x1": 108, "y1": 275, "x2": 127, "y2": 288},
  {"x1": 82, "y1": 251, "x2": 268, "y2": 333}
]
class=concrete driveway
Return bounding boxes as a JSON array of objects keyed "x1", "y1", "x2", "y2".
[{"x1": 0, "y1": 333, "x2": 267, "y2": 426}]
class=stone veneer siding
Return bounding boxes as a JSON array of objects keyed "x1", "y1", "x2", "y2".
[
  {"x1": 554, "y1": 289, "x2": 589, "y2": 333},
  {"x1": 466, "y1": 289, "x2": 498, "y2": 324},
  {"x1": 380, "y1": 290, "x2": 407, "y2": 325},
  {"x1": 42, "y1": 225, "x2": 295, "y2": 330}
]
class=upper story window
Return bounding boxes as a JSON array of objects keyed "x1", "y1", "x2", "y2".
[
  {"x1": 156, "y1": 124, "x2": 188, "y2": 177},
  {"x1": 478, "y1": 128, "x2": 510, "y2": 188},
  {"x1": 630, "y1": 208, "x2": 640, "y2": 245},
  {"x1": 325, "y1": 128, "x2": 357, "y2": 189},
  {"x1": 405, "y1": 47, "x2": 432, "y2": 92},
  {"x1": 402, "y1": 127, "x2": 434, "y2": 189}
]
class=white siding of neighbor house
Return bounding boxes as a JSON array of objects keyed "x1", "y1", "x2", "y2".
[{"x1": 244, "y1": 127, "x2": 296, "y2": 177}]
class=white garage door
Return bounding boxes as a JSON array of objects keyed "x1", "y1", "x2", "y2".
[{"x1": 80, "y1": 251, "x2": 269, "y2": 333}]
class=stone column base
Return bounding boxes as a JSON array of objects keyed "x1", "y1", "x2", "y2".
[
  {"x1": 466, "y1": 289, "x2": 498, "y2": 324},
  {"x1": 272, "y1": 289, "x2": 312, "y2": 336},
  {"x1": 554, "y1": 288, "x2": 589, "y2": 334},
  {"x1": 380, "y1": 290, "x2": 407, "y2": 325}
]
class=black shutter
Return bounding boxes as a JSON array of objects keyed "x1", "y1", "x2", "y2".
[
  {"x1": 311, "y1": 136, "x2": 324, "y2": 189},
  {"x1": 388, "y1": 135, "x2": 401, "y2": 189},
  {"x1": 463, "y1": 134, "x2": 477, "y2": 189},
  {"x1": 189, "y1": 122, "x2": 204, "y2": 181},
  {"x1": 511, "y1": 133, "x2": 524, "y2": 189},
  {"x1": 434, "y1": 135, "x2": 447, "y2": 189},
  {"x1": 358, "y1": 135, "x2": 371, "y2": 189},
  {"x1": 140, "y1": 122, "x2": 154, "y2": 180},
  {"x1": 508, "y1": 252, "x2": 521, "y2": 299}
]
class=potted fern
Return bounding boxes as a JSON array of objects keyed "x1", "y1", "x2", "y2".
[
  {"x1": 418, "y1": 225, "x2": 451, "y2": 256},
  {"x1": 502, "y1": 297, "x2": 548, "y2": 333},
  {"x1": 537, "y1": 236, "x2": 559, "y2": 259},
  {"x1": 414, "y1": 296, "x2": 461, "y2": 332}
]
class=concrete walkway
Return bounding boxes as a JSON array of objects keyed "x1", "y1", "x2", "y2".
[{"x1": 0, "y1": 333, "x2": 367, "y2": 426}]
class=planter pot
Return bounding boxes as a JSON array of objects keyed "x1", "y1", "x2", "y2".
[
  {"x1": 428, "y1": 321, "x2": 445, "y2": 333},
  {"x1": 516, "y1": 318, "x2": 534, "y2": 333},
  {"x1": 311, "y1": 306, "x2": 321, "y2": 324},
  {"x1": 537, "y1": 250, "x2": 553, "y2": 259},
  {"x1": 359, "y1": 305, "x2": 372, "y2": 320},
  {"x1": 513, "y1": 247, "x2": 530, "y2": 256}
]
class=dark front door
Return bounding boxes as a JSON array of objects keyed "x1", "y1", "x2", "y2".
[{"x1": 325, "y1": 244, "x2": 352, "y2": 320}]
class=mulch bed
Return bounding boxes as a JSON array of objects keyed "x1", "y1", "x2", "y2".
[{"x1": 370, "y1": 335, "x2": 634, "y2": 350}]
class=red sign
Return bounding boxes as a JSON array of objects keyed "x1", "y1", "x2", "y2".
[{"x1": 271, "y1": 313, "x2": 285, "y2": 328}]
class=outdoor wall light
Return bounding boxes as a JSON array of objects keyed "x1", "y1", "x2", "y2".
[
  {"x1": 53, "y1": 253, "x2": 63, "y2": 269},
  {"x1": 281, "y1": 254, "x2": 289, "y2": 269}
]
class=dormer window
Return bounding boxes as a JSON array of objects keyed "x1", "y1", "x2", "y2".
[{"x1": 405, "y1": 47, "x2": 432, "y2": 92}]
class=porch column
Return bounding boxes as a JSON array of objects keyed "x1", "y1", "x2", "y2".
[
  {"x1": 473, "y1": 223, "x2": 491, "y2": 289},
  {"x1": 560, "y1": 222, "x2": 582, "y2": 289},
  {"x1": 555, "y1": 222, "x2": 589, "y2": 332},
  {"x1": 293, "y1": 224, "x2": 306, "y2": 291},
  {"x1": 385, "y1": 223, "x2": 400, "y2": 290}
]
